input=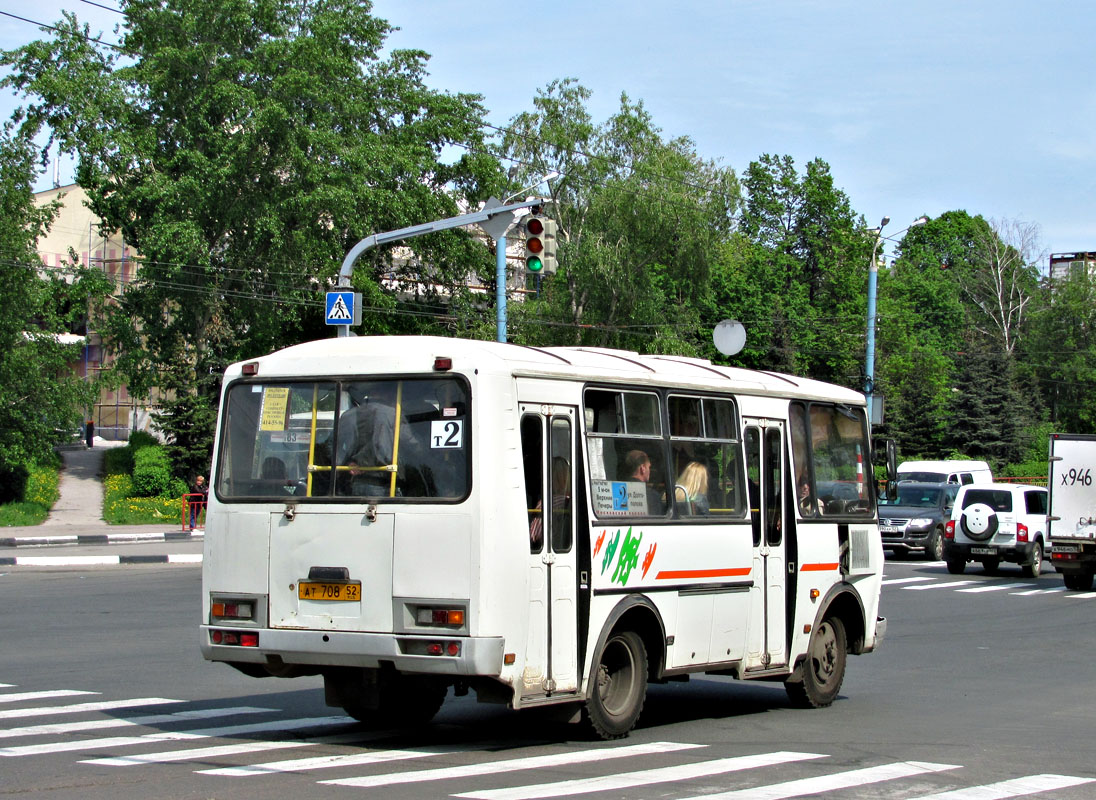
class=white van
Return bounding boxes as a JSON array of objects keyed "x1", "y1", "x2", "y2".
[{"x1": 897, "y1": 459, "x2": 992, "y2": 486}]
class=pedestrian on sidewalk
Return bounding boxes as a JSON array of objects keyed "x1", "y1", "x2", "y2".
[
  {"x1": 189, "y1": 475, "x2": 208, "y2": 530},
  {"x1": 85, "y1": 419, "x2": 95, "y2": 449}
]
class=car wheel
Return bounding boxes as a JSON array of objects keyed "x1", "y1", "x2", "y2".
[
  {"x1": 1063, "y1": 571, "x2": 1095, "y2": 591},
  {"x1": 946, "y1": 557, "x2": 966, "y2": 575},
  {"x1": 1021, "y1": 542, "x2": 1043, "y2": 578},
  {"x1": 981, "y1": 557, "x2": 1000, "y2": 575},
  {"x1": 960, "y1": 503, "x2": 998, "y2": 541},
  {"x1": 925, "y1": 528, "x2": 944, "y2": 562}
]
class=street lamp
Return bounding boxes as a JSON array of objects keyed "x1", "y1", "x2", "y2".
[{"x1": 864, "y1": 214, "x2": 928, "y2": 424}]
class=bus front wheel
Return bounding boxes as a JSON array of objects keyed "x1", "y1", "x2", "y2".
[
  {"x1": 584, "y1": 629, "x2": 647, "y2": 739},
  {"x1": 785, "y1": 615, "x2": 847, "y2": 709}
]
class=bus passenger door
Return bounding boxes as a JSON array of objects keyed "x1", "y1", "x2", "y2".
[
  {"x1": 519, "y1": 406, "x2": 579, "y2": 697},
  {"x1": 744, "y1": 420, "x2": 788, "y2": 670}
]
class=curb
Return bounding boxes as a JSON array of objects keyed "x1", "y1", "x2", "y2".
[
  {"x1": 0, "y1": 531, "x2": 203, "y2": 549},
  {"x1": 0, "y1": 553, "x2": 203, "y2": 567}
]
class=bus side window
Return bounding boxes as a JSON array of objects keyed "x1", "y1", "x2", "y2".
[{"x1": 521, "y1": 415, "x2": 544, "y2": 552}]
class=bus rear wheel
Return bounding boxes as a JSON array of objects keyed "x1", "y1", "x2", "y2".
[
  {"x1": 785, "y1": 615, "x2": 846, "y2": 709},
  {"x1": 584, "y1": 629, "x2": 647, "y2": 739}
]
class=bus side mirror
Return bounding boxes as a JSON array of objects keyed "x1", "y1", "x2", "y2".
[{"x1": 873, "y1": 438, "x2": 898, "y2": 501}]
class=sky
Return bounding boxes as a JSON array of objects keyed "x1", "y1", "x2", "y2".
[{"x1": 3, "y1": 0, "x2": 1094, "y2": 263}]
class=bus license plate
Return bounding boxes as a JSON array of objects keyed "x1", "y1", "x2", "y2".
[
  {"x1": 970, "y1": 547, "x2": 996, "y2": 555},
  {"x1": 298, "y1": 581, "x2": 361, "y2": 601}
]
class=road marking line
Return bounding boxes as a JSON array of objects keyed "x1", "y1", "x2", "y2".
[
  {"x1": 204, "y1": 745, "x2": 469, "y2": 776},
  {"x1": 956, "y1": 583, "x2": 1034, "y2": 593},
  {"x1": 1064, "y1": 592, "x2": 1096, "y2": 599},
  {"x1": 905, "y1": 581, "x2": 977, "y2": 591},
  {"x1": 0, "y1": 690, "x2": 97, "y2": 704},
  {"x1": 83, "y1": 730, "x2": 376, "y2": 766},
  {"x1": 882, "y1": 577, "x2": 935, "y2": 585},
  {"x1": 450, "y1": 751, "x2": 827, "y2": 800},
  {"x1": 1010, "y1": 587, "x2": 1067, "y2": 596},
  {"x1": 0, "y1": 706, "x2": 273, "y2": 739},
  {"x1": 674, "y1": 760, "x2": 961, "y2": 800},
  {"x1": 909, "y1": 772, "x2": 1095, "y2": 798},
  {"x1": 316, "y1": 741, "x2": 706, "y2": 787},
  {"x1": 0, "y1": 698, "x2": 181, "y2": 720},
  {"x1": 0, "y1": 715, "x2": 351, "y2": 757}
]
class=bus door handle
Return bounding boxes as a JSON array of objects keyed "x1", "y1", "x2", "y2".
[{"x1": 543, "y1": 552, "x2": 556, "y2": 565}]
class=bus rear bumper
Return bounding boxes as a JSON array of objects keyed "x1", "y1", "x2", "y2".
[{"x1": 200, "y1": 625, "x2": 505, "y2": 677}]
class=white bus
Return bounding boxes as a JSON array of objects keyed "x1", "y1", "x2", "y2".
[{"x1": 201, "y1": 336, "x2": 887, "y2": 738}]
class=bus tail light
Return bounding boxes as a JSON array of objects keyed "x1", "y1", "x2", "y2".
[
  {"x1": 425, "y1": 641, "x2": 461, "y2": 657},
  {"x1": 415, "y1": 606, "x2": 465, "y2": 627},
  {"x1": 210, "y1": 629, "x2": 259, "y2": 647},
  {"x1": 944, "y1": 520, "x2": 955, "y2": 539},
  {"x1": 1016, "y1": 523, "x2": 1029, "y2": 542},
  {"x1": 212, "y1": 601, "x2": 254, "y2": 621}
]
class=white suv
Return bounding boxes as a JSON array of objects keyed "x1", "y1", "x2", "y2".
[{"x1": 943, "y1": 484, "x2": 1049, "y2": 577}]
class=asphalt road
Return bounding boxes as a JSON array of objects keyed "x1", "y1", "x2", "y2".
[{"x1": 2, "y1": 559, "x2": 1095, "y2": 799}]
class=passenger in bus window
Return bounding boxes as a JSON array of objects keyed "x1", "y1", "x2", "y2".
[
  {"x1": 337, "y1": 384, "x2": 403, "y2": 496},
  {"x1": 675, "y1": 461, "x2": 710, "y2": 516},
  {"x1": 530, "y1": 457, "x2": 570, "y2": 549},
  {"x1": 624, "y1": 449, "x2": 664, "y2": 515},
  {"x1": 797, "y1": 474, "x2": 822, "y2": 516}
]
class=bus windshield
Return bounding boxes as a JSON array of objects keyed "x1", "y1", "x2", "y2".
[{"x1": 216, "y1": 377, "x2": 470, "y2": 501}]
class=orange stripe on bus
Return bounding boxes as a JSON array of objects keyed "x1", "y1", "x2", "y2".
[
  {"x1": 800, "y1": 562, "x2": 840, "y2": 572},
  {"x1": 655, "y1": 568, "x2": 752, "y2": 580}
]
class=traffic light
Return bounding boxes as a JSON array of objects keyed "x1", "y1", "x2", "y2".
[
  {"x1": 524, "y1": 210, "x2": 546, "y2": 273},
  {"x1": 524, "y1": 207, "x2": 558, "y2": 274}
]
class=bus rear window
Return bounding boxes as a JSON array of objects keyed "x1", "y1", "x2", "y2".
[{"x1": 216, "y1": 378, "x2": 470, "y2": 501}]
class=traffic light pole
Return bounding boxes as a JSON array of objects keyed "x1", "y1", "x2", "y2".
[
  {"x1": 495, "y1": 234, "x2": 507, "y2": 343},
  {"x1": 335, "y1": 198, "x2": 541, "y2": 338}
]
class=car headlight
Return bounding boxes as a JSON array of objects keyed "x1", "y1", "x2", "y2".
[{"x1": 909, "y1": 518, "x2": 934, "y2": 528}]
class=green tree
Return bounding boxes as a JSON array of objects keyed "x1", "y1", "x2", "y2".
[
  {"x1": 715, "y1": 154, "x2": 869, "y2": 385},
  {"x1": 874, "y1": 211, "x2": 981, "y2": 455},
  {"x1": 0, "y1": 128, "x2": 110, "y2": 498},
  {"x1": 1026, "y1": 268, "x2": 1096, "y2": 432},
  {"x1": 3, "y1": 0, "x2": 500, "y2": 477},
  {"x1": 498, "y1": 80, "x2": 739, "y2": 352}
]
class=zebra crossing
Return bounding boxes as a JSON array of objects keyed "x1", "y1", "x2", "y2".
[
  {"x1": 882, "y1": 570, "x2": 1096, "y2": 598},
  {"x1": 1, "y1": 681, "x2": 1092, "y2": 799}
]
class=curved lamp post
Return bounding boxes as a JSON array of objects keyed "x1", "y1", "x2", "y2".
[{"x1": 865, "y1": 214, "x2": 928, "y2": 423}]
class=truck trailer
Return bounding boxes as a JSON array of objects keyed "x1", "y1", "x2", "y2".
[{"x1": 1047, "y1": 433, "x2": 1096, "y2": 591}]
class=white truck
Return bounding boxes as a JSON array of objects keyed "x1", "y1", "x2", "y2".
[{"x1": 1047, "y1": 433, "x2": 1096, "y2": 590}]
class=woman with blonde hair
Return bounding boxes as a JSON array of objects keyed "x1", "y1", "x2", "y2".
[{"x1": 675, "y1": 461, "x2": 710, "y2": 516}]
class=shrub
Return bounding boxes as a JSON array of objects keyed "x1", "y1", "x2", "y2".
[
  {"x1": 132, "y1": 446, "x2": 176, "y2": 498},
  {"x1": 0, "y1": 465, "x2": 28, "y2": 504},
  {"x1": 128, "y1": 430, "x2": 159, "y2": 451},
  {"x1": 23, "y1": 464, "x2": 60, "y2": 509},
  {"x1": 103, "y1": 446, "x2": 134, "y2": 476},
  {"x1": 103, "y1": 474, "x2": 187, "y2": 525}
]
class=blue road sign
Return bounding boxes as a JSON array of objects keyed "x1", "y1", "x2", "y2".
[{"x1": 326, "y1": 291, "x2": 360, "y2": 326}]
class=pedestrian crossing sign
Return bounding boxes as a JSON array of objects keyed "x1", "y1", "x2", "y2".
[{"x1": 325, "y1": 291, "x2": 361, "y2": 326}]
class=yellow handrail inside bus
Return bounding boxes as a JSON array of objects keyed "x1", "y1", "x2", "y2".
[
  {"x1": 389, "y1": 381, "x2": 403, "y2": 497},
  {"x1": 306, "y1": 384, "x2": 319, "y2": 497}
]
